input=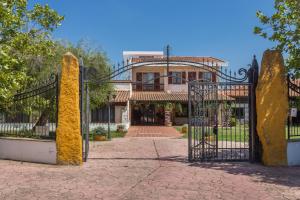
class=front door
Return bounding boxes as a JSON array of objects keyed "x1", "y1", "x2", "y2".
[
  {"x1": 131, "y1": 103, "x2": 164, "y2": 125},
  {"x1": 141, "y1": 104, "x2": 155, "y2": 124}
]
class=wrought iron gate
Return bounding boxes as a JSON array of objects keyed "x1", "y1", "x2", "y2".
[
  {"x1": 79, "y1": 47, "x2": 259, "y2": 162},
  {"x1": 287, "y1": 74, "x2": 300, "y2": 140},
  {"x1": 188, "y1": 64, "x2": 257, "y2": 162},
  {"x1": 80, "y1": 66, "x2": 90, "y2": 162}
]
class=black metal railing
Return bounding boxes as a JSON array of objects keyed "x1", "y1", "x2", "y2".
[
  {"x1": 0, "y1": 74, "x2": 58, "y2": 140},
  {"x1": 132, "y1": 83, "x2": 164, "y2": 91},
  {"x1": 287, "y1": 74, "x2": 300, "y2": 140}
]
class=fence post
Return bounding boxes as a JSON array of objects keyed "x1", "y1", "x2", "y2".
[
  {"x1": 56, "y1": 52, "x2": 82, "y2": 165},
  {"x1": 248, "y1": 55, "x2": 260, "y2": 162}
]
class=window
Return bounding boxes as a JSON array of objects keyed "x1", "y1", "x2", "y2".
[
  {"x1": 142, "y1": 73, "x2": 154, "y2": 84},
  {"x1": 203, "y1": 72, "x2": 212, "y2": 82},
  {"x1": 91, "y1": 106, "x2": 115, "y2": 123},
  {"x1": 172, "y1": 72, "x2": 182, "y2": 84},
  {"x1": 168, "y1": 72, "x2": 186, "y2": 84},
  {"x1": 135, "y1": 72, "x2": 161, "y2": 91}
]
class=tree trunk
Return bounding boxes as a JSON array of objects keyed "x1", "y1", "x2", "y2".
[{"x1": 33, "y1": 107, "x2": 50, "y2": 131}]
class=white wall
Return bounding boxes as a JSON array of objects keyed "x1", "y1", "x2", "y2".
[
  {"x1": 90, "y1": 123, "x2": 130, "y2": 131},
  {"x1": 287, "y1": 140, "x2": 300, "y2": 166},
  {"x1": 166, "y1": 84, "x2": 188, "y2": 93},
  {"x1": 114, "y1": 83, "x2": 131, "y2": 91},
  {"x1": 0, "y1": 138, "x2": 56, "y2": 164},
  {"x1": 115, "y1": 106, "x2": 126, "y2": 123}
]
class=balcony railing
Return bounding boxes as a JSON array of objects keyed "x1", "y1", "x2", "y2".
[{"x1": 132, "y1": 83, "x2": 164, "y2": 91}]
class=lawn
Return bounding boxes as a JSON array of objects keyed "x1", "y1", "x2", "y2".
[
  {"x1": 175, "y1": 126, "x2": 249, "y2": 142},
  {"x1": 176, "y1": 125, "x2": 300, "y2": 141}
]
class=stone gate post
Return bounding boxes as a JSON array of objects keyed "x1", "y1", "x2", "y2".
[
  {"x1": 56, "y1": 52, "x2": 82, "y2": 165},
  {"x1": 256, "y1": 50, "x2": 288, "y2": 166}
]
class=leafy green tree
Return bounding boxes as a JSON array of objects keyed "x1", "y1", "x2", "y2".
[
  {"x1": 69, "y1": 40, "x2": 113, "y2": 109},
  {"x1": 30, "y1": 40, "x2": 113, "y2": 128},
  {"x1": 254, "y1": 0, "x2": 300, "y2": 71},
  {"x1": 0, "y1": 0, "x2": 64, "y2": 110},
  {"x1": 53, "y1": 40, "x2": 113, "y2": 109}
]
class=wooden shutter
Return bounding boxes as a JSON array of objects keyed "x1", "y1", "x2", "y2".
[
  {"x1": 212, "y1": 73, "x2": 217, "y2": 82},
  {"x1": 154, "y1": 72, "x2": 160, "y2": 90},
  {"x1": 198, "y1": 72, "x2": 203, "y2": 81},
  {"x1": 136, "y1": 72, "x2": 142, "y2": 91},
  {"x1": 188, "y1": 72, "x2": 196, "y2": 81},
  {"x1": 168, "y1": 72, "x2": 172, "y2": 84},
  {"x1": 182, "y1": 72, "x2": 186, "y2": 84}
]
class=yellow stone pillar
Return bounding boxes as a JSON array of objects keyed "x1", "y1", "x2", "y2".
[
  {"x1": 256, "y1": 50, "x2": 287, "y2": 166},
  {"x1": 56, "y1": 52, "x2": 82, "y2": 165}
]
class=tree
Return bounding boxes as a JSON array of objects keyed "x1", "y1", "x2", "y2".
[
  {"x1": 31, "y1": 40, "x2": 113, "y2": 129},
  {"x1": 254, "y1": 0, "x2": 300, "y2": 72},
  {"x1": 0, "y1": 0, "x2": 64, "y2": 110},
  {"x1": 54, "y1": 40, "x2": 113, "y2": 109}
]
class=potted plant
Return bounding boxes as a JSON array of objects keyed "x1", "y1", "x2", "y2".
[
  {"x1": 165, "y1": 102, "x2": 174, "y2": 126},
  {"x1": 93, "y1": 127, "x2": 107, "y2": 141},
  {"x1": 117, "y1": 124, "x2": 126, "y2": 133}
]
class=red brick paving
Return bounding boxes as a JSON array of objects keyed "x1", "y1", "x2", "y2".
[
  {"x1": 0, "y1": 138, "x2": 299, "y2": 199},
  {"x1": 126, "y1": 126, "x2": 182, "y2": 137}
]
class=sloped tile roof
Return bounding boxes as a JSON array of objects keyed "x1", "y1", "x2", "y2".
[
  {"x1": 111, "y1": 90, "x2": 130, "y2": 103},
  {"x1": 131, "y1": 92, "x2": 188, "y2": 101},
  {"x1": 130, "y1": 91, "x2": 233, "y2": 101},
  {"x1": 131, "y1": 56, "x2": 225, "y2": 64}
]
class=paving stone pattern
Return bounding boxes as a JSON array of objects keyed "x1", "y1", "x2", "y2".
[{"x1": 0, "y1": 137, "x2": 299, "y2": 199}]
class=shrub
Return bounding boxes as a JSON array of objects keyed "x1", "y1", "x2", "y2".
[
  {"x1": 117, "y1": 124, "x2": 126, "y2": 132},
  {"x1": 91, "y1": 127, "x2": 107, "y2": 136},
  {"x1": 230, "y1": 117, "x2": 236, "y2": 127}
]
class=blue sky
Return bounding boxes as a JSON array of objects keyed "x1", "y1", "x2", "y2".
[{"x1": 34, "y1": 0, "x2": 275, "y2": 69}]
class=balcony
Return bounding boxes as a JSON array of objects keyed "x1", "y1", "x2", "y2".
[{"x1": 132, "y1": 83, "x2": 164, "y2": 91}]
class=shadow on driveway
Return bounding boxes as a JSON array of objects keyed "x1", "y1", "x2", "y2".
[{"x1": 90, "y1": 155, "x2": 300, "y2": 188}]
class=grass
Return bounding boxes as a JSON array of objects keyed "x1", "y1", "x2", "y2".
[
  {"x1": 176, "y1": 125, "x2": 300, "y2": 141},
  {"x1": 175, "y1": 125, "x2": 249, "y2": 142},
  {"x1": 286, "y1": 126, "x2": 300, "y2": 140}
]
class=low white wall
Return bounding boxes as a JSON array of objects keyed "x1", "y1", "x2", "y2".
[
  {"x1": 90, "y1": 123, "x2": 130, "y2": 131},
  {"x1": 287, "y1": 140, "x2": 300, "y2": 166},
  {"x1": 0, "y1": 137, "x2": 56, "y2": 164}
]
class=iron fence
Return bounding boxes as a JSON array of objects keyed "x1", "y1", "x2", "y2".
[
  {"x1": 287, "y1": 74, "x2": 300, "y2": 140},
  {"x1": 0, "y1": 74, "x2": 58, "y2": 140}
]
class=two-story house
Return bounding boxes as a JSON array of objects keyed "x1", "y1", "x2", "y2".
[{"x1": 90, "y1": 51, "x2": 227, "y2": 131}]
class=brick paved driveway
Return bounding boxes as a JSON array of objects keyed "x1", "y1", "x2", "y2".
[
  {"x1": 0, "y1": 137, "x2": 300, "y2": 200},
  {"x1": 126, "y1": 126, "x2": 182, "y2": 137}
]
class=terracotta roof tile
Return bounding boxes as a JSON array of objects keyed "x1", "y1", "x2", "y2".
[
  {"x1": 130, "y1": 91, "x2": 233, "y2": 101},
  {"x1": 131, "y1": 56, "x2": 225, "y2": 64},
  {"x1": 111, "y1": 90, "x2": 130, "y2": 103},
  {"x1": 131, "y1": 92, "x2": 187, "y2": 102}
]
